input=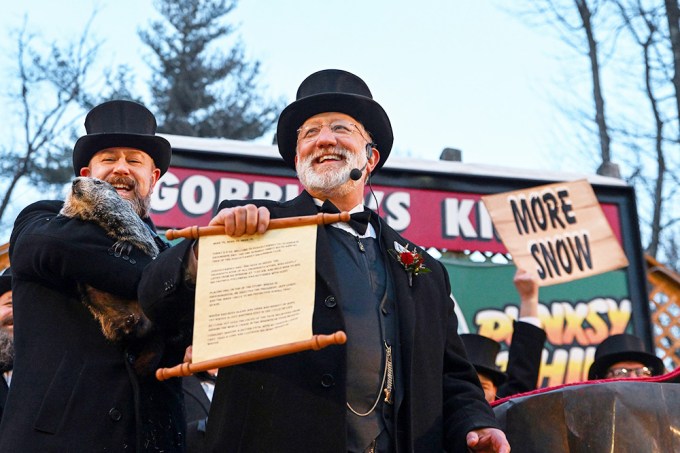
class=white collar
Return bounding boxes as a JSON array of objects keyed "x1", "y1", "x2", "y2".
[{"x1": 313, "y1": 199, "x2": 376, "y2": 239}]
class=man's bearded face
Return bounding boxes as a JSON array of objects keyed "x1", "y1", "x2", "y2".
[
  {"x1": 81, "y1": 147, "x2": 160, "y2": 218},
  {"x1": 106, "y1": 175, "x2": 152, "y2": 218},
  {"x1": 295, "y1": 146, "x2": 363, "y2": 198}
]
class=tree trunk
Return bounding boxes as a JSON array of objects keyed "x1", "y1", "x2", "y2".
[
  {"x1": 665, "y1": 0, "x2": 680, "y2": 141},
  {"x1": 576, "y1": 0, "x2": 613, "y2": 167}
]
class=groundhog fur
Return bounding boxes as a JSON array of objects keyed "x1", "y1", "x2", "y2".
[
  {"x1": 60, "y1": 176, "x2": 163, "y2": 375},
  {"x1": 60, "y1": 177, "x2": 159, "y2": 258}
]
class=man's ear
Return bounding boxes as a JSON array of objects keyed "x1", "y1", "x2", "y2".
[
  {"x1": 150, "y1": 168, "x2": 161, "y2": 189},
  {"x1": 79, "y1": 167, "x2": 90, "y2": 177},
  {"x1": 366, "y1": 148, "x2": 380, "y2": 174}
]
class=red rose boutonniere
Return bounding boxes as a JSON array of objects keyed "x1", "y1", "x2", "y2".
[{"x1": 389, "y1": 242, "x2": 431, "y2": 287}]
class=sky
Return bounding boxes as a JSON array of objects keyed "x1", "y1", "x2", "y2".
[
  {"x1": 0, "y1": 0, "x2": 577, "y2": 164},
  {"x1": 0, "y1": 0, "x2": 594, "y2": 240}
]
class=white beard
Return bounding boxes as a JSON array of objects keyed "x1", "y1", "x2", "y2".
[{"x1": 296, "y1": 146, "x2": 363, "y2": 198}]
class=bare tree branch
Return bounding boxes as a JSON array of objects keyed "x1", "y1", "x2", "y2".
[{"x1": 0, "y1": 13, "x2": 101, "y2": 224}]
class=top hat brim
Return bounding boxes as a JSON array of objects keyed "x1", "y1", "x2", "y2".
[
  {"x1": 72, "y1": 133, "x2": 171, "y2": 176},
  {"x1": 588, "y1": 350, "x2": 665, "y2": 379},
  {"x1": 277, "y1": 92, "x2": 393, "y2": 172},
  {"x1": 474, "y1": 364, "x2": 508, "y2": 387}
]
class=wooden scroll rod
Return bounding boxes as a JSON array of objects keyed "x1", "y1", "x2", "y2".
[
  {"x1": 165, "y1": 211, "x2": 351, "y2": 240},
  {"x1": 156, "y1": 331, "x2": 347, "y2": 381}
]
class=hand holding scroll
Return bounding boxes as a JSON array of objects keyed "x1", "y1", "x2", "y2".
[
  {"x1": 170, "y1": 205, "x2": 350, "y2": 284},
  {"x1": 209, "y1": 204, "x2": 271, "y2": 237},
  {"x1": 182, "y1": 204, "x2": 270, "y2": 279},
  {"x1": 166, "y1": 207, "x2": 350, "y2": 241}
]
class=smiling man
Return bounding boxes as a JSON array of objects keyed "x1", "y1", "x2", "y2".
[
  {"x1": 1, "y1": 101, "x2": 186, "y2": 452},
  {"x1": 140, "y1": 69, "x2": 510, "y2": 453}
]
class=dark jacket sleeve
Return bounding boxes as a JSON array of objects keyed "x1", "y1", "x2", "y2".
[
  {"x1": 430, "y1": 260, "x2": 500, "y2": 450},
  {"x1": 138, "y1": 239, "x2": 196, "y2": 338},
  {"x1": 497, "y1": 320, "x2": 546, "y2": 398},
  {"x1": 10, "y1": 200, "x2": 154, "y2": 299}
]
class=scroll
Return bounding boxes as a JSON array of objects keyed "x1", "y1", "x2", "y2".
[{"x1": 156, "y1": 212, "x2": 349, "y2": 381}]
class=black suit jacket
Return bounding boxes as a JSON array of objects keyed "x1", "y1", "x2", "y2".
[
  {"x1": 140, "y1": 191, "x2": 499, "y2": 452},
  {"x1": 0, "y1": 377, "x2": 8, "y2": 422},
  {"x1": 183, "y1": 374, "x2": 211, "y2": 422},
  {"x1": 183, "y1": 374, "x2": 212, "y2": 453},
  {"x1": 1, "y1": 200, "x2": 186, "y2": 452}
]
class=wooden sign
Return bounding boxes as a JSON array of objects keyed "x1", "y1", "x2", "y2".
[{"x1": 481, "y1": 179, "x2": 629, "y2": 286}]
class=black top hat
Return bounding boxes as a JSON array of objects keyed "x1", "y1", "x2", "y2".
[
  {"x1": 0, "y1": 268, "x2": 11, "y2": 295},
  {"x1": 72, "y1": 100, "x2": 172, "y2": 176},
  {"x1": 277, "y1": 69, "x2": 393, "y2": 172},
  {"x1": 588, "y1": 333, "x2": 665, "y2": 379},
  {"x1": 460, "y1": 333, "x2": 508, "y2": 387}
]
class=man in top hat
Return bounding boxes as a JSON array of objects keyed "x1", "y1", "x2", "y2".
[
  {"x1": 462, "y1": 269, "x2": 546, "y2": 402},
  {"x1": 140, "y1": 69, "x2": 509, "y2": 452},
  {"x1": 588, "y1": 333, "x2": 665, "y2": 380},
  {"x1": 461, "y1": 334, "x2": 508, "y2": 403},
  {"x1": 0, "y1": 267, "x2": 13, "y2": 422},
  {"x1": 1, "y1": 100, "x2": 187, "y2": 452}
]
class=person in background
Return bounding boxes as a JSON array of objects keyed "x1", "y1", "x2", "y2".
[
  {"x1": 588, "y1": 333, "x2": 665, "y2": 380},
  {"x1": 460, "y1": 333, "x2": 508, "y2": 403},
  {"x1": 140, "y1": 69, "x2": 510, "y2": 452},
  {"x1": 462, "y1": 268, "x2": 546, "y2": 402},
  {"x1": 0, "y1": 267, "x2": 13, "y2": 421},
  {"x1": 0, "y1": 100, "x2": 186, "y2": 452}
]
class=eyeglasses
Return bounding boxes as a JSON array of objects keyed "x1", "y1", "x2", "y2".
[
  {"x1": 296, "y1": 120, "x2": 366, "y2": 143},
  {"x1": 605, "y1": 366, "x2": 653, "y2": 378}
]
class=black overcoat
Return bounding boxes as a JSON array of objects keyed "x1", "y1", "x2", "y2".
[
  {"x1": 140, "y1": 191, "x2": 500, "y2": 452},
  {"x1": 0, "y1": 378, "x2": 8, "y2": 423},
  {"x1": 0, "y1": 200, "x2": 186, "y2": 452}
]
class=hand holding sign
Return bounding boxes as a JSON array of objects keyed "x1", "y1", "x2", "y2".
[{"x1": 482, "y1": 180, "x2": 628, "y2": 286}]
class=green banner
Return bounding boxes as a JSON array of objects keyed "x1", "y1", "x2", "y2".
[{"x1": 443, "y1": 257, "x2": 631, "y2": 386}]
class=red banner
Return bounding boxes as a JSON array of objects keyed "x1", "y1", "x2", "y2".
[{"x1": 150, "y1": 167, "x2": 622, "y2": 253}]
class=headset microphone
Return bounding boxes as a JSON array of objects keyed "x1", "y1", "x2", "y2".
[
  {"x1": 349, "y1": 143, "x2": 375, "y2": 181},
  {"x1": 349, "y1": 166, "x2": 365, "y2": 181}
]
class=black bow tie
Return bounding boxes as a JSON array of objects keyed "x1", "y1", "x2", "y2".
[{"x1": 320, "y1": 200, "x2": 371, "y2": 235}]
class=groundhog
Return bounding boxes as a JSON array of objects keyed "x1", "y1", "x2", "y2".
[
  {"x1": 60, "y1": 176, "x2": 159, "y2": 258},
  {"x1": 60, "y1": 176, "x2": 163, "y2": 375}
]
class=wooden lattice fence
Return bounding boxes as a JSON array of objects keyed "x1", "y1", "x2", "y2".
[{"x1": 647, "y1": 255, "x2": 680, "y2": 371}]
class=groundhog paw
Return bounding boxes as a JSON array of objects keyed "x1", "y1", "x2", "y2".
[{"x1": 110, "y1": 240, "x2": 134, "y2": 261}]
